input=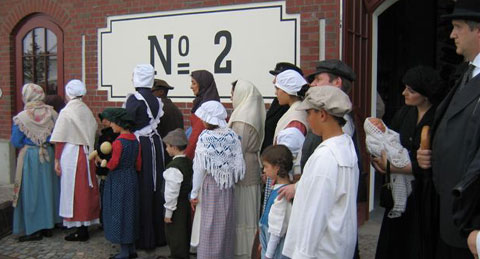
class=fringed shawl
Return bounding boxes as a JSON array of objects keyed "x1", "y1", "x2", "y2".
[{"x1": 193, "y1": 127, "x2": 245, "y2": 189}]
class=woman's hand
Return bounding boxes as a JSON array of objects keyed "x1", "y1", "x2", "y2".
[
  {"x1": 190, "y1": 198, "x2": 198, "y2": 212},
  {"x1": 164, "y1": 217, "x2": 173, "y2": 224},
  {"x1": 468, "y1": 230, "x2": 479, "y2": 258},
  {"x1": 417, "y1": 148, "x2": 432, "y2": 169},
  {"x1": 54, "y1": 159, "x2": 61, "y2": 176},
  {"x1": 371, "y1": 150, "x2": 387, "y2": 174}
]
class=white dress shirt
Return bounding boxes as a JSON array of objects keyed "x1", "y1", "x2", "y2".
[{"x1": 163, "y1": 155, "x2": 185, "y2": 218}]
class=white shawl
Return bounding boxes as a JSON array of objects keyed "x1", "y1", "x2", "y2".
[
  {"x1": 193, "y1": 127, "x2": 245, "y2": 189},
  {"x1": 50, "y1": 98, "x2": 97, "y2": 152},
  {"x1": 228, "y1": 79, "x2": 266, "y2": 144}
]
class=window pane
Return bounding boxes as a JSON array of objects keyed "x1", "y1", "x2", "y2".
[
  {"x1": 46, "y1": 29, "x2": 57, "y2": 54},
  {"x1": 47, "y1": 56, "x2": 57, "y2": 95},
  {"x1": 23, "y1": 56, "x2": 33, "y2": 84},
  {"x1": 34, "y1": 28, "x2": 46, "y2": 54},
  {"x1": 35, "y1": 55, "x2": 46, "y2": 88},
  {"x1": 23, "y1": 31, "x2": 33, "y2": 55}
]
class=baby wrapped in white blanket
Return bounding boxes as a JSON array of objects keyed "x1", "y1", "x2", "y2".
[{"x1": 364, "y1": 117, "x2": 414, "y2": 218}]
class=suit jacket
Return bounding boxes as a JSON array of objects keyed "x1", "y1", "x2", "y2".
[{"x1": 432, "y1": 66, "x2": 480, "y2": 247}]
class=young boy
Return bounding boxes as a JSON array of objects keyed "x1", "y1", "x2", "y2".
[
  {"x1": 281, "y1": 86, "x2": 359, "y2": 259},
  {"x1": 162, "y1": 128, "x2": 193, "y2": 259}
]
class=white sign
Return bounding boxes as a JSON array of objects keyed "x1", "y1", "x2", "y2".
[{"x1": 98, "y1": 1, "x2": 300, "y2": 102}]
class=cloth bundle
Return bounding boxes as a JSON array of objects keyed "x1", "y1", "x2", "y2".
[{"x1": 364, "y1": 118, "x2": 414, "y2": 218}]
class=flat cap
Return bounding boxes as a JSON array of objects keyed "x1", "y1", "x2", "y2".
[
  {"x1": 152, "y1": 79, "x2": 174, "y2": 91},
  {"x1": 269, "y1": 62, "x2": 304, "y2": 76},
  {"x1": 163, "y1": 128, "x2": 188, "y2": 147},
  {"x1": 296, "y1": 86, "x2": 352, "y2": 117},
  {"x1": 306, "y1": 60, "x2": 356, "y2": 83}
]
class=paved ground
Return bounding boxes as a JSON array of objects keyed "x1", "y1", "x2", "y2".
[{"x1": 0, "y1": 183, "x2": 382, "y2": 258}]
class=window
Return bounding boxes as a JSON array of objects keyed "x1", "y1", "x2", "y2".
[{"x1": 14, "y1": 14, "x2": 63, "y2": 113}]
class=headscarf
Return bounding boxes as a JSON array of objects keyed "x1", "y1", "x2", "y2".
[
  {"x1": 133, "y1": 64, "x2": 155, "y2": 89},
  {"x1": 191, "y1": 70, "x2": 220, "y2": 113},
  {"x1": 228, "y1": 79, "x2": 266, "y2": 143},
  {"x1": 402, "y1": 66, "x2": 446, "y2": 105},
  {"x1": 194, "y1": 100, "x2": 227, "y2": 128},
  {"x1": 65, "y1": 79, "x2": 87, "y2": 99},
  {"x1": 275, "y1": 69, "x2": 308, "y2": 96},
  {"x1": 13, "y1": 83, "x2": 57, "y2": 147}
]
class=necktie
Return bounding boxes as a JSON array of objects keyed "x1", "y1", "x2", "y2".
[{"x1": 459, "y1": 64, "x2": 475, "y2": 91}]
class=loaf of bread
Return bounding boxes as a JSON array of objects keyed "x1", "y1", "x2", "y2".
[{"x1": 420, "y1": 126, "x2": 430, "y2": 150}]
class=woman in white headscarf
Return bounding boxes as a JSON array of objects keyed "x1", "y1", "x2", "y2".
[
  {"x1": 50, "y1": 79, "x2": 100, "y2": 241},
  {"x1": 190, "y1": 100, "x2": 245, "y2": 259},
  {"x1": 11, "y1": 83, "x2": 61, "y2": 242},
  {"x1": 228, "y1": 80, "x2": 266, "y2": 258}
]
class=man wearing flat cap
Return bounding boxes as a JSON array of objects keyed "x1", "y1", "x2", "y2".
[
  {"x1": 282, "y1": 86, "x2": 359, "y2": 259},
  {"x1": 152, "y1": 79, "x2": 184, "y2": 165},
  {"x1": 417, "y1": 0, "x2": 480, "y2": 257}
]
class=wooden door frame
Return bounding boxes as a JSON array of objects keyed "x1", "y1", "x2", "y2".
[{"x1": 14, "y1": 13, "x2": 64, "y2": 114}]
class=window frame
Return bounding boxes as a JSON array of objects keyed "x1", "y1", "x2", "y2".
[{"x1": 14, "y1": 14, "x2": 64, "y2": 113}]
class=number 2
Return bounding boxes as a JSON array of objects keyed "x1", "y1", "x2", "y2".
[{"x1": 214, "y1": 30, "x2": 232, "y2": 73}]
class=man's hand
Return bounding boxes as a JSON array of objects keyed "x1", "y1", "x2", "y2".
[
  {"x1": 164, "y1": 217, "x2": 172, "y2": 224},
  {"x1": 277, "y1": 184, "x2": 296, "y2": 201},
  {"x1": 468, "y1": 230, "x2": 479, "y2": 258},
  {"x1": 417, "y1": 149, "x2": 432, "y2": 169},
  {"x1": 54, "y1": 159, "x2": 61, "y2": 176}
]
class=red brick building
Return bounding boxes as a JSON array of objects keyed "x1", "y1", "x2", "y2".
[{"x1": 0, "y1": 0, "x2": 461, "y2": 223}]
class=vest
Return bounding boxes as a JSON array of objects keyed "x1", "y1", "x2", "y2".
[{"x1": 166, "y1": 156, "x2": 193, "y2": 199}]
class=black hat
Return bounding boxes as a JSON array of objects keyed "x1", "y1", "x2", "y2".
[
  {"x1": 269, "y1": 62, "x2": 304, "y2": 76},
  {"x1": 306, "y1": 59, "x2": 357, "y2": 83},
  {"x1": 152, "y1": 79, "x2": 174, "y2": 91},
  {"x1": 402, "y1": 65, "x2": 446, "y2": 105},
  {"x1": 442, "y1": 0, "x2": 480, "y2": 22}
]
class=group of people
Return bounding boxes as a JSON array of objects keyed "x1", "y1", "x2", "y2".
[{"x1": 9, "y1": 0, "x2": 480, "y2": 258}]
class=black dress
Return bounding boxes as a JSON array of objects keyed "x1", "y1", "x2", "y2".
[
  {"x1": 126, "y1": 88, "x2": 166, "y2": 249},
  {"x1": 375, "y1": 105, "x2": 438, "y2": 259}
]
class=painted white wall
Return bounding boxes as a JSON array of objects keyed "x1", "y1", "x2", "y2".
[
  {"x1": 0, "y1": 140, "x2": 15, "y2": 184},
  {"x1": 369, "y1": 0, "x2": 399, "y2": 212}
]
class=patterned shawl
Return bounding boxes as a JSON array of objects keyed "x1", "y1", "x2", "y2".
[
  {"x1": 193, "y1": 127, "x2": 245, "y2": 189},
  {"x1": 13, "y1": 83, "x2": 57, "y2": 146}
]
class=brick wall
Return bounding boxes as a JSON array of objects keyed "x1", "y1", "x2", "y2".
[{"x1": 0, "y1": 0, "x2": 340, "y2": 139}]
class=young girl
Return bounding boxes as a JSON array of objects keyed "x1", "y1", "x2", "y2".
[
  {"x1": 259, "y1": 145, "x2": 293, "y2": 259},
  {"x1": 190, "y1": 100, "x2": 245, "y2": 259},
  {"x1": 102, "y1": 108, "x2": 141, "y2": 259}
]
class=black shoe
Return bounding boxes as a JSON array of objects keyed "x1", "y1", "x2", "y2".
[
  {"x1": 129, "y1": 253, "x2": 138, "y2": 258},
  {"x1": 41, "y1": 229, "x2": 53, "y2": 237},
  {"x1": 64, "y1": 232, "x2": 89, "y2": 241},
  {"x1": 18, "y1": 233, "x2": 42, "y2": 242}
]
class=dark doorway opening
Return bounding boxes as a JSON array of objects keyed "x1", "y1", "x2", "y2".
[{"x1": 374, "y1": 0, "x2": 462, "y2": 206}]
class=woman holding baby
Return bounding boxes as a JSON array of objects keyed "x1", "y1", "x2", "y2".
[{"x1": 372, "y1": 66, "x2": 446, "y2": 259}]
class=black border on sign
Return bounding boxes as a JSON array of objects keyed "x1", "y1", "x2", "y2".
[{"x1": 99, "y1": 4, "x2": 298, "y2": 99}]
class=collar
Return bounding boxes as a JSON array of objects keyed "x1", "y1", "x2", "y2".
[
  {"x1": 471, "y1": 53, "x2": 480, "y2": 78},
  {"x1": 173, "y1": 154, "x2": 186, "y2": 159},
  {"x1": 117, "y1": 133, "x2": 137, "y2": 140}
]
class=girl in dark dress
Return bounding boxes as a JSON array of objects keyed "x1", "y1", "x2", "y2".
[
  {"x1": 103, "y1": 108, "x2": 141, "y2": 259},
  {"x1": 373, "y1": 66, "x2": 446, "y2": 259}
]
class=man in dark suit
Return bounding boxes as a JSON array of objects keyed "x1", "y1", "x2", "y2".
[{"x1": 417, "y1": 0, "x2": 480, "y2": 258}]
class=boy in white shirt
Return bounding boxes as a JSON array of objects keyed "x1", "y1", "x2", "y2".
[
  {"x1": 162, "y1": 128, "x2": 193, "y2": 259},
  {"x1": 281, "y1": 86, "x2": 359, "y2": 259}
]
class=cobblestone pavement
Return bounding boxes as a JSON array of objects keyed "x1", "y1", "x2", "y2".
[{"x1": 0, "y1": 183, "x2": 382, "y2": 259}]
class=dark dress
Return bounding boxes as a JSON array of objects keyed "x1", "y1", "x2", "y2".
[
  {"x1": 261, "y1": 98, "x2": 289, "y2": 152},
  {"x1": 96, "y1": 127, "x2": 119, "y2": 224},
  {"x1": 375, "y1": 105, "x2": 438, "y2": 259},
  {"x1": 157, "y1": 97, "x2": 184, "y2": 166},
  {"x1": 103, "y1": 134, "x2": 141, "y2": 244},
  {"x1": 164, "y1": 156, "x2": 193, "y2": 259},
  {"x1": 126, "y1": 88, "x2": 166, "y2": 249}
]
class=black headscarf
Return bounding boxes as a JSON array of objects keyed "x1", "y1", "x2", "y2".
[
  {"x1": 402, "y1": 65, "x2": 446, "y2": 106},
  {"x1": 191, "y1": 70, "x2": 220, "y2": 113}
]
